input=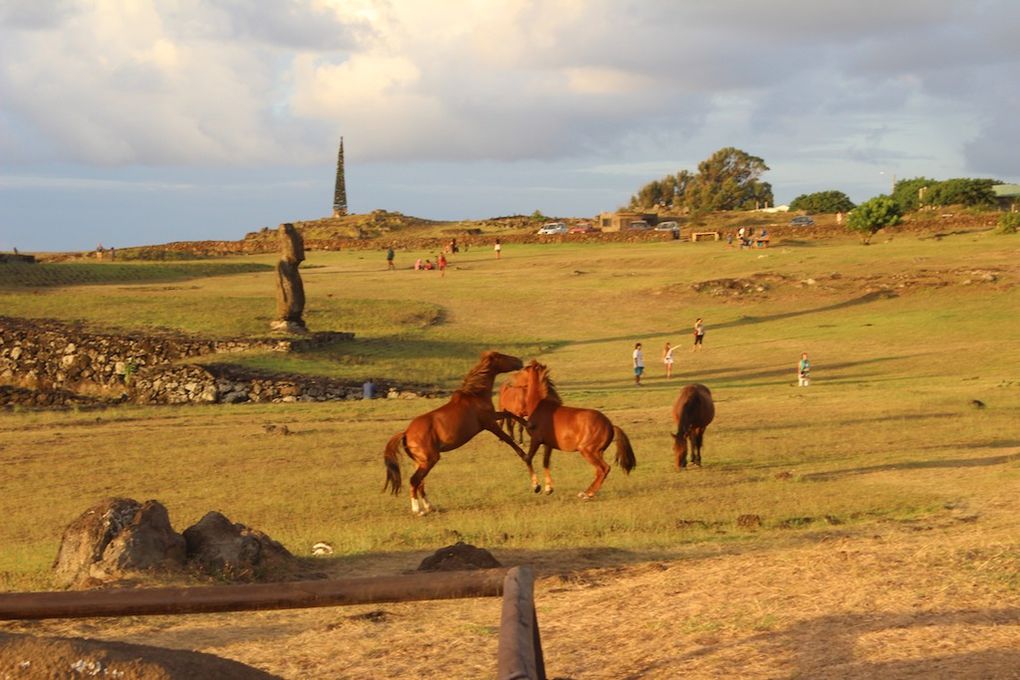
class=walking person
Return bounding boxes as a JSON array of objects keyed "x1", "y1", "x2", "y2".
[
  {"x1": 692, "y1": 318, "x2": 705, "y2": 351},
  {"x1": 494, "y1": 238, "x2": 502, "y2": 259},
  {"x1": 632, "y1": 342, "x2": 645, "y2": 386},
  {"x1": 437, "y1": 252, "x2": 447, "y2": 277},
  {"x1": 662, "y1": 341, "x2": 675, "y2": 378},
  {"x1": 798, "y1": 352, "x2": 811, "y2": 387},
  {"x1": 386, "y1": 245, "x2": 395, "y2": 270}
]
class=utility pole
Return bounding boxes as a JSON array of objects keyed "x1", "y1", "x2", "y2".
[{"x1": 332, "y1": 138, "x2": 348, "y2": 217}]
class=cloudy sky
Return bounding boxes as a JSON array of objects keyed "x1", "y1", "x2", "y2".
[{"x1": 2, "y1": 0, "x2": 1018, "y2": 251}]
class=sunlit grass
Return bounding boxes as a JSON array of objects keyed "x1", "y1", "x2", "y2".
[{"x1": 1, "y1": 230, "x2": 1019, "y2": 589}]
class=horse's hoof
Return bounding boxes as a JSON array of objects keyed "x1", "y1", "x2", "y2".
[
  {"x1": 544, "y1": 488, "x2": 554, "y2": 495},
  {"x1": 533, "y1": 484, "x2": 542, "y2": 494},
  {"x1": 577, "y1": 492, "x2": 593, "y2": 501}
]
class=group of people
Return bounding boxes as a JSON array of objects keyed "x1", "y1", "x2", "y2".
[
  {"x1": 386, "y1": 237, "x2": 505, "y2": 273},
  {"x1": 729, "y1": 227, "x2": 769, "y2": 249},
  {"x1": 631, "y1": 318, "x2": 811, "y2": 387},
  {"x1": 412, "y1": 252, "x2": 448, "y2": 275},
  {"x1": 631, "y1": 318, "x2": 706, "y2": 385}
]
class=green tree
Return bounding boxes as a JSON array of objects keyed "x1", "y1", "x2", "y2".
[
  {"x1": 684, "y1": 147, "x2": 773, "y2": 211},
  {"x1": 629, "y1": 149, "x2": 772, "y2": 211},
  {"x1": 890, "y1": 177, "x2": 936, "y2": 212},
  {"x1": 847, "y1": 196, "x2": 902, "y2": 243},
  {"x1": 921, "y1": 178, "x2": 999, "y2": 208},
  {"x1": 788, "y1": 190, "x2": 855, "y2": 213}
]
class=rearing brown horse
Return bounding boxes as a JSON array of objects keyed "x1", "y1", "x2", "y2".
[
  {"x1": 513, "y1": 360, "x2": 636, "y2": 498},
  {"x1": 672, "y1": 383, "x2": 715, "y2": 469},
  {"x1": 383, "y1": 351, "x2": 531, "y2": 515}
]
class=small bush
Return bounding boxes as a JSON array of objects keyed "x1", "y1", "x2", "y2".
[
  {"x1": 996, "y1": 212, "x2": 1020, "y2": 234},
  {"x1": 847, "y1": 196, "x2": 902, "y2": 244}
]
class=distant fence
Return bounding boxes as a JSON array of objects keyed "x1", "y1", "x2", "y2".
[{"x1": 0, "y1": 566, "x2": 546, "y2": 680}]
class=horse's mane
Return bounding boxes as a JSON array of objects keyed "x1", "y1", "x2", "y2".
[
  {"x1": 529, "y1": 361, "x2": 562, "y2": 405},
  {"x1": 459, "y1": 354, "x2": 498, "y2": 395}
]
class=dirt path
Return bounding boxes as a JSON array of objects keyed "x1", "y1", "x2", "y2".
[{"x1": 5, "y1": 491, "x2": 1018, "y2": 679}]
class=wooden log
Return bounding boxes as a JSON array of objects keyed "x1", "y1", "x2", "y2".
[
  {"x1": 497, "y1": 566, "x2": 546, "y2": 680},
  {"x1": 0, "y1": 569, "x2": 507, "y2": 621}
]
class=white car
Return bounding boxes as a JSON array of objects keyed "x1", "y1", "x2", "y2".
[{"x1": 537, "y1": 222, "x2": 569, "y2": 235}]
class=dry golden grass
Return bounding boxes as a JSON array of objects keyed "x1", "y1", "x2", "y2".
[{"x1": 2, "y1": 226, "x2": 1019, "y2": 677}]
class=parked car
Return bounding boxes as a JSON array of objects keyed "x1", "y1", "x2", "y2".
[
  {"x1": 790, "y1": 215, "x2": 815, "y2": 226},
  {"x1": 537, "y1": 222, "x2": 569, "y2": 235},
  {"x1": 653, "y1": 221, "x2": 679, "y2": 232},
  {"x1": 569, "y1": 223, "x2": 597, "y2": 233},
  {"x1": 627, "y1": 220, "x2": 651, "y2": 230}
]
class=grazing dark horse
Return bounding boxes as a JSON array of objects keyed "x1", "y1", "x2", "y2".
[
  {"x1": 672, "y1": 383, "x2": 715, "y2": 469},
  {"x1": 383, "y1": 351, "x2": 531, "y2": 515},
  {"x1": 497, "y1": 380, "x2": 528, "y2": 444},
  {"x1": 513, "y1": 361, "x2": 636, "y2": 498}
]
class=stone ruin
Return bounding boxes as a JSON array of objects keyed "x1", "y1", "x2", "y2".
[
  {"x1": 52, "y1": 498, "x2": 297, "y2": 589},
  {"x1": 271, "y1": 223, "x2": 307, "y2": 333}
]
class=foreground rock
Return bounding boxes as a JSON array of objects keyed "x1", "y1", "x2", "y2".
[
  {"x1": 183, "y1": 511, "x2": 295, "y2": 581},
  {"x1": 0, "y1": 631, "x2": 282, "y2": 680},
  {"x1": 417, "y1": 542, "x2": 502, "y2": 572},
  {"x1": 52, "y1": 498, "x2": 186, "y2": 589},
  {"x1": 53, "y1": 500, "x2": 296, "y2": 588}
]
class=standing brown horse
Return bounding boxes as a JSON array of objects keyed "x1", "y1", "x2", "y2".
[
  {"x1": 383, "y1": 351, "x2": 532, "y2": 515},
  {"x1": 672, "y1": 383, "x2": 715, "y2": 469},
  {"x1": 513, "y1": 361, "x2": 636, "y2": 498},
  {"x1": 497, "y1": 380, "x2": 528, "y2": 444}
]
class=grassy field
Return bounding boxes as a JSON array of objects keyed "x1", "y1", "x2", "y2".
[{"x1": 1, "y1": 227, "x2": 1019, "y2": 677}]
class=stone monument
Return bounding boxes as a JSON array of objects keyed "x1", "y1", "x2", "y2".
[
  {"x1": 272, "y1": 223, "x2": 307, "y2": 333},
  {"x1": 332, "y1": 137, "x2": 348, "y2": 217}
]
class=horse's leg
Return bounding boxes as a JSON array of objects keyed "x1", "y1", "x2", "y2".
[
  {"x1": 542, "y1": 444, "x2": 554, "y2": 495},
  {"x1": 408, "y1": 454, "x2": 439, "y2": 516},
  {"x1": 578, "y1": 449, "x2": 610, "y2": 499},
  {"x1": 692, "y1": 428, "x2": 704, "y2": 467},
  {"x1": 524, "y1": 438, "x2": 542, "y2": 493},
  {"x1": 674, "y1": 432, "x2": 688, "y2": 470},
  {"x1": 485, "y1": 422, "x2": 540, "y2": 488}
]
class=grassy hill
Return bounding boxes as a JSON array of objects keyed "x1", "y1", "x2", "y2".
[{"x1": 1, "y1": 223, "x2": 1018, "y2": 677}]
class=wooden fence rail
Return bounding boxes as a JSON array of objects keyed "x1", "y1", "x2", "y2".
[{"x1": 0, "y1": 567, "x2": 546, "y2": 680}]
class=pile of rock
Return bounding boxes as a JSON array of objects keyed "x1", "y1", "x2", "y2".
[{"x1": 53, "y1": 498, "x2": 297, "y2": 588}]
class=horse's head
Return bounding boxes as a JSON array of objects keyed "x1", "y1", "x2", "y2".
[
  {"x1": 482, "y1": 351, "x2": 524, "y2": 374},
  {"x1": 514, "y1": 360, "x2": 558, "y2": 415}
]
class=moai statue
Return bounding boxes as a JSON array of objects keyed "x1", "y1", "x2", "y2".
[{"x1": 271, "y1": 223, "x2": 307, "y2": 333}]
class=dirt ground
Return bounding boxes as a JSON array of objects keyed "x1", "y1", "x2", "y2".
[{"x1": 3, "y1": 479, "x2": 1018, "y2": 680}]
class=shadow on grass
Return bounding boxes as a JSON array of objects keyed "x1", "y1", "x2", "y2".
[
  {"x1": 801, "y1": 451, "x2": 1020, "y2": 482},
  {"x1": 555, "y1": 289, "x2": 899, "y2": 349},
  {"x1": 630, "y1": 608, "x2": 1020, "y2": 679}
]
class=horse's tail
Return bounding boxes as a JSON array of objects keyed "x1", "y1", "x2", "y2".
[
  {"x1": 612, "y1": 426, "x2": 637, "y2": 474},
  {"x1": 383, "y1": 431, "x2": 405, "y2": 495}
]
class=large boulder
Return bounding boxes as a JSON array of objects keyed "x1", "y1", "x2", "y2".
[
  {"x1": 52, "y1": 498, "x2": 186, "y2": 588},
  {"x1": 0, "y1": 631, "x2": 282, "y2": 679},
  {"x1": 183, "y1": 511, "x2": 294, "y2": 581}
]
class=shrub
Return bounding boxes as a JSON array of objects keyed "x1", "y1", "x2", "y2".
[
  {"x1": 996, "y1": 212, "x2": 1020, "y2": 235},
  {"x1": 846, "y1": 196, "x2": 902, "y2": 244}
]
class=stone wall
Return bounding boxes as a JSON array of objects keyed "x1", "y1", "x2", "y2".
[{"x1": 0, "y1": 316, "x2": 429, "y2": 407}]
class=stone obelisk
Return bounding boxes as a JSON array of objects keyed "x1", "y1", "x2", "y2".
[{"x1": 332, "y1": 138, "x2": 348, "y2": 217}]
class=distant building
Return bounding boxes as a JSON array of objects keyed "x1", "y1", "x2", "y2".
[
  {"x1": 596, "y1": 211, "x2": 659, "y2": 232},
  {"x1": 993, "y1": 184, "x2": 1020, "y2": 212}
]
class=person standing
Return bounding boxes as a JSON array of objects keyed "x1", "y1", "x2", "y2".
[
  {"x1": 662, "y1": 341, "x2": 675, "y2": 378},
  {"x1": 633, "y1": 342, "x2": 645, "y2": 385},
  {"x1": 798, "y1": 352, "x2": 811, "y2": 386},
  {"x1": 437, "y1": 252, "x2": 447, "y2": 277},
  {"x1": 386, "y1": 245, "x2": 395, "y2": 270},
  {"x1": 494, "y1": 238, "x2": 502, "y2": 259},
  {"x1": 693, "y1": 318, "x2": 705, "y2": 351}
]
